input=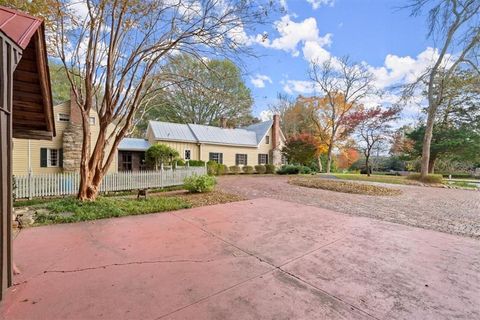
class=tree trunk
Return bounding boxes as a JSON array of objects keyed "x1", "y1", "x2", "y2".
[
  {"x1": 326, "y1": 142, "x2": 334, "y2": 174},
  {"x1": 420, "y1": 106, "x2": 437, "y2": 178},
  {"x1": 428, "y1": 155, "x2": 436, "y2": 174},
  {"x1": 317, "y1": 156, "x2": 323, "y2": 173},
  {"x1": 365, "y1": 155, "x2": 371, "y2": 177}
]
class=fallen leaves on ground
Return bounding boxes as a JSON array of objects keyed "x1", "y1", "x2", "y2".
[
  {"x1": 159, "y1": 190, "x2": 246, "y2": 207},
  {"x1": 289, "y1": 177, "x2": 402, "y2": 196}
]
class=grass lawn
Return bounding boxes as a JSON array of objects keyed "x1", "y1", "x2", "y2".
[
  {"x1": 289, "y1": 177, "x2": 402, "y2": 196},
  {"x1": 331, "y1": 173, "x2": 415, "y2": 185},
  {"x1": 24, "y1": 190, "x2": 245, "y2": 225}
]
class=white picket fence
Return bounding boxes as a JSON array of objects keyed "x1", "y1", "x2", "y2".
[{"x1": 13, "y1": 166, "x2": 207, "y2": 199}]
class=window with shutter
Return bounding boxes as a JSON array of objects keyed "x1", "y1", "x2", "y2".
[
  {"x1": 258, "y1": 154, "x2": 268, "y2": 164},
  {"x1": 235, "y1": 154, "x2": 247, "y2": 165},
  {"x1": 40, "y1": 148, "x2": 48, "y2": 167},
  {"x1": 209, "y1": 153, "x2": 223, "y2": 164}
]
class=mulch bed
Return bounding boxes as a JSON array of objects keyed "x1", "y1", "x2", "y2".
[{"x1": 289, "y1": 177, "x2": 402, "y2": 196}]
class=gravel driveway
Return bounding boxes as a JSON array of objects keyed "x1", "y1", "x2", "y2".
[{"x1": 218, "y1": 175, "x2": 480, "y2": 239}]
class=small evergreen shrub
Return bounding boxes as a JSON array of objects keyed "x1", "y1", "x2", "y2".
[
  {"x1": 184, "y1": 174, "x2": 217, "y2": 193},
  {"x1": 176, "y1": 159, "x2": 186, "y2": 166},
  {"x1": 406, "y1": 173, "x2": 443, "y2": 184},
  {"x1": 229, "y1": 165, "x2": 241, "y2": 174},
  {"x1": 188, "y1": 160, "x2": 205, "y2": 167},
  {"x1": 255, "y1": 165, "x2": 266, "y2": 174},
  {"x1": 207, "y1": 161, "x2": 219, "y2": 176},
  {"x1": 217, "y1": 164, "x2": 228, "y2": 175},
  {"x1": 276, "y1": 165, "x2": 312, "y2": 175},
  {"x1": 265, "y1": 164, "x2": 276, "y2": 174},
  {"x1": 242, "y1": 165, "x2": 254, "y2": 174}
]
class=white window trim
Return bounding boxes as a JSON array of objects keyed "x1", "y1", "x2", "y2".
[
  {"x1": 58, "y1": 113, "x2": 70, "y2": 122},
  {"x1": 184, "y1": 149, "x2": 191, "y2": 160},
  {"x1": 48, "y1": 149, "x2": 59, "y2": 167},
  {"x1": 89, "y1": 116, "x2": 96, "y2": 125}
]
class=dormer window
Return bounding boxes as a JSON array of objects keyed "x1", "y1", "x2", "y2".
[{"x1": 265, "y1": 135, "x2": 270, "y2": 144}]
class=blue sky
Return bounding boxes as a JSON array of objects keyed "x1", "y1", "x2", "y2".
[{"x1": 242, "y1": 0, "x2": 435, "y2": 121}]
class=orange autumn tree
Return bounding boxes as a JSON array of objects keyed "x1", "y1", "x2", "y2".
[
  {"x1": 337, "y1": 147, "x2": 360, "y2": 170},
  {"x1": 297, "y1": 93, "x2": 361, "y2": 173},
  {"x1": 308, "y1": 57, "x2": 376, "y2": 173}
]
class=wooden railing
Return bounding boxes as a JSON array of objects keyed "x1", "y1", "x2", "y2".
[{"x1": 13, "y1": 166, "x2": 207, "y2": 199}]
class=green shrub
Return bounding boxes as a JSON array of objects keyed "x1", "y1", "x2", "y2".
[
  {"x1": 207, "y1": 161, "x2": 219, "y2": 176},
  {"x1": 255, "y1": 165, "x2": 266, "y2": 174},
  {"x1": 176, "y1": 159, "x2": 186, "y2": 166},
  {"x1": 406, "y1": 173, "x2": 443, "y2": 184},
  {"x1": 229, "y1": 165, "x2": 241, "y2": 174},
  {"x1": 265, "y1": 164, "x2": 276, "y2": 174},
  {"x1": 217, "y1": 164, "x2": 228, "y2": 175},
  {"x1": 184, "y1": 174, "x2": 217, "y2": 193},
  {"x1": 276, "y1": 165, "x2": 312, "y2": 175},
  {"x1": 242, "y1": 165, "x2": 254, "y2": 174},
  {"x1": 188, "y1": 160, "x2": 205, "y2": 167}
]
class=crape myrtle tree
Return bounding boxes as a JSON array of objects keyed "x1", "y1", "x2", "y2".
[
  {"x1": 404, "y1": 0, "x2": 480, "y2": 178},
  {"x1": 308, "y1": 56, "x2": 377, "y2": 173},
  {"x1": 49, "y1": 0, "x2": 273, "y2": 200},
  {"x1": 344, "y1": 106, "x2": 401, "y2": 176}
]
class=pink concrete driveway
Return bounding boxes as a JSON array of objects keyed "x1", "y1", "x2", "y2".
[{"x1": 1, "y1": 198, "x2": 479, "y2": 319}]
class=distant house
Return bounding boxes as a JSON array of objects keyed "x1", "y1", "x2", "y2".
[{"x1": 117, "y1": 115, "x2": 285, "y2": 170}]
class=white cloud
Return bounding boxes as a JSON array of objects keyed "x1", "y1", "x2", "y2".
[
  {"x1": 306, "y1": 0, "x2": 335, "y2": 10},
  {"x1": 369, "y1": 47, "x2": 442, "y2": 89},
  {"x1": 255, "y1": 15, "x2": 332, "y2": 58},
  {"x1": 259, "y1": 110, "x2": 273, "y2": 121},
  {"x1": 251, "y1": 74, "x2": 273, "y2": 88},
  {"x1": 282, "y1": 80, "x2": 315, "y2": 95}
]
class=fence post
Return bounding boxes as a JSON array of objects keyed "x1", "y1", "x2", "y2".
[
  {"x1": 28, "y1": 171, "x2": 33, "y2": 200},
  {"x1": 160, "y1": 164, "x2": 164, "y2": 188}
]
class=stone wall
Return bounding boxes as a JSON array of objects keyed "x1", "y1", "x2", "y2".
[{"x1": 62, "y1": 124, "x2": 83, "y2": 172}]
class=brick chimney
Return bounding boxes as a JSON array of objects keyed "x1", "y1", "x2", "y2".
[
  {"x1": 62, "y1": 89, "x2": 84, "y2": 172},
  {"x1": 271, "y1": 114, "x2": 282, "y2": 166},
  {"x1": 272, "y1": 114, "x2": 280, "y2": 149}
]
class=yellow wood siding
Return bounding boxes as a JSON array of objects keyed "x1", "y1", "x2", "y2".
[
  {"x1": 12, "y1": 102, "x2": 118, "y2": 175},
  {"x1": 154, "y1": 140, "x2": 200, "y2": 161}
]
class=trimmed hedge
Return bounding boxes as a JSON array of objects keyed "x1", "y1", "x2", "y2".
[
  {"x1": 255, "y1": 165, "x2": 266, "y2": 174},
  {"x1": 406, "y1": 173, "x2": 443, "y2": 184},
  {"x1": 242, "y1": 165, "x2": 254, "y2": 174},
  {"x1": 229, "y1": 165, "x2": 241, "y2": 174},
  {"x1": 188, "y1": 160, "x2": 205, "y2": 167},
  {"x1": 265, "y1": 164, "x2": 276, "y2": 174},
  {"x1": 276, "y1": 164, "x2": 312, "y2": 175},
  {"x1": 217, "y1": 164, "x2": 228, "y2": 175}
]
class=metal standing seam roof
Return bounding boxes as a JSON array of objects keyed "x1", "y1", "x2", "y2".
[
  {"x1": 0, "y1": 6, "x2": 42, "y2": 49},
  {"x1": 118, "y1": 138, "x2": 151, "y2": 151},
  {"x1": 148, "y1": 120, "x2": 273, "y2": 147}
]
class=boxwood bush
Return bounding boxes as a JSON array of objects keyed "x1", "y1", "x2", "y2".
[
  {"x1": 242, "y1": 165, "x2": 254, "y2": 174},
  {"x1": 406, "y1": 173, "x2": 443, "y2": 184},
  {"x1": 229, "y1": 165, "x2": 241, "y2": 174},
  {"x1": 217, "y1": 164, "x2": 229, "y2": 175},
  {"x1": 276, "y1": 164, "x2": 312, "y2": 175},
  {"x1": 207, "y1": 161, "x2": 218, "y2": 175},
  {"x1": 184, "y1": 174, "x2": 217, "y2": 193},
  {"x1": 255, "y1": 165, "x2": 266, "y2": 174},
  {"x1": 265, "y1": 164, "x2": 276, "y2": 174},
  {"x1": 187, "y1": 160, "x2": 205, "y2": 167}
]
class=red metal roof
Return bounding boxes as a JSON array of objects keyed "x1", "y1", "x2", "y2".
[{"x1": 0, "y1": 6, "x2": 42, "y2": 50}]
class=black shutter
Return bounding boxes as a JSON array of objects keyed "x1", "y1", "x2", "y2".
[
  {"x1": 219, "y1": 153, "x2": 223, "y2": 164},
  {"x1": 235, "y1": 154, "x2": 239, "y2": 165},
  {"x1": 59, "y1": 149, "x2": 64, "y2": 168},
  {"x1": 244, "y1": 154, "x2": 247, "y2": 165},
  {"x1": 40, "y1": 148, "x2": 48, "y2": 167},
  {"x1": 258, "y1": 154, "x2": 261, "y2": 165}
]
